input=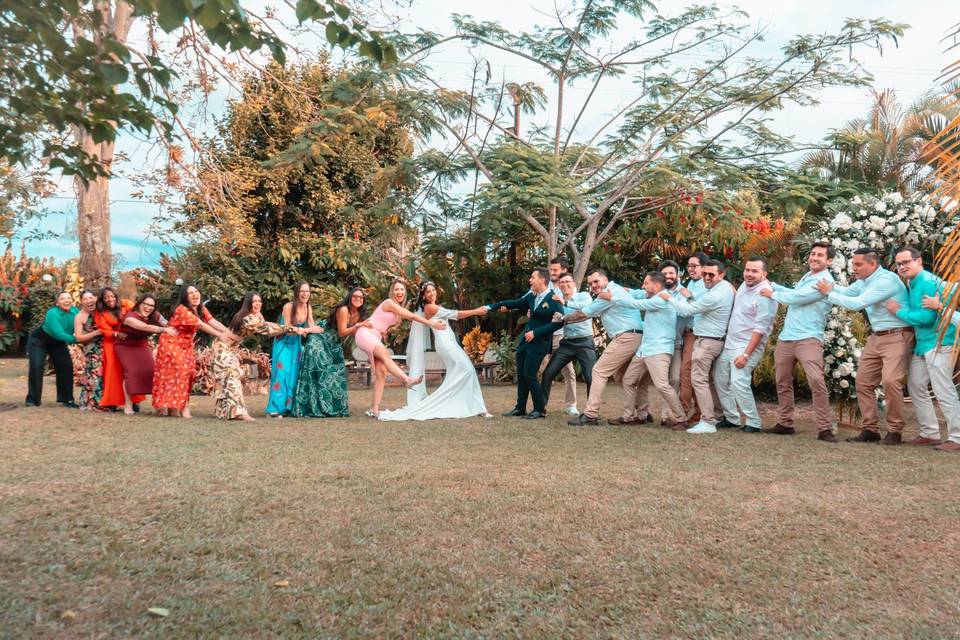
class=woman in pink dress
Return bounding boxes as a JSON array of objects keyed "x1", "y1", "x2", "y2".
[{"x1": 358, "y1": 279, "x2": 446, "y2": 417}]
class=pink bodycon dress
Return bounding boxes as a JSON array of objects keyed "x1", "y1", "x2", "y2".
[{"x1": 354, "y1": 301, "x2": 399, "y2": 362}]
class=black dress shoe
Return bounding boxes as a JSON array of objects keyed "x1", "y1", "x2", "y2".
[
  {"x1": 846, "y1": 429, "x2": 881, "y2": 443},
  {"x1": 716, "y1": 418, "x2": 739, "y2": 429},
  {"x1": 741, "y1": 425, "x2": 761, "y2": 433},
  {"x1": 523, "y1": 411, "x2": 546, "y2": 419},
  {"x1": 132, "y1": 403, "x2": 141, "y2": 413},
  {"x1": 641, "y1": 415, "x2": 654, "y2": 424},
  {"x1": 568, "y1": 413, "x2": 599, "y2": 426},
  {"x1": 60, "y1": 401, "x2": 79, "y2": 409},
  {"x1": 763, "y1": 423, "x2": 796, "y2": 435},
  {"x1": 818, "y1": 431, "x2": 838, "y2": 443},
  {"x1": 24, "y1": 400, "x2": 38, "y2": 407},
  {"x1": 502, "y1": 408, "x2": 526, "y2": 417}
]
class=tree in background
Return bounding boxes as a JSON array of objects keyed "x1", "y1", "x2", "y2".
[
  {"x1": 401, "y1": 1, "x2": 905, "y2": 282},
  {"x1": 172, "y1": 57, "x2": 418, "y2": 316},
  {"x1": 800, "y1": 88, "x2": 959, "y2": 193},
  {"x1": 0, "y1": 0, "x2": 397, "y2": 288}
]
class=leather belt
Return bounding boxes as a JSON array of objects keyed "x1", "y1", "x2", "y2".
[
  {"x1": 694, "y1": 335, "x2": 724, "y2": 341},
  {"x1": 615, "y1": 329, "x2": 643, "y2": 337},
  {"x1": 873, "y1": 327, "x2": 914, "y2": 337}
]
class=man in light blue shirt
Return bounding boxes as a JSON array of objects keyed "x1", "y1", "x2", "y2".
[
  {"x1": 606, "y1": 271, "x2": 685, "y2": 427},
  {"x1": 662, "y1": 259, "x2": 734, "y2": 433},
  {"x1": 541, "y1": 257, "x2": 579, "y2": 415},
  {"x1": 541, "y1": 271, "x2": 598, "y2": 410},
  {"x1": 678, "y1": 252, "x2": 709, "y2": 424},
  {"x1": 817, "y1": 247, "x2": 914, "y2": 445},
  {"x1": 885, "y1": 247, "x2": 960, "y2": 451},
  {"x1": 759, "y1": 241, "x2": 836, "y2": 441},
  {"x1": 564, "y1": 268, "x2": 644, "y2": 426}
]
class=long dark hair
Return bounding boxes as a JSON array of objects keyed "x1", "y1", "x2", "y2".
[
  {"x1": 95, "y1": 287, "x2": 120, "y2": 314},
  {"x1": 413, "y1": 281, "x2": 438, "y2": 312},
  {"x1": 131, "y1": 293, "x2": 160, "y2": 324},
  {"x1": 229, "y1": 291, "x2": 261, "y2": 334},
  {"x1": 290, "y1": 281, "x2": 310, "y2": 324},
  {"x1": 327, "y1": 287, "x2": 368, "y2": 329},
  {"x1": 175, "y1": 283, "x2": 207, "y2": 318}
]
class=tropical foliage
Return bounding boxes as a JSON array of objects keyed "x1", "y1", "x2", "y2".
[
  {"x1": 404, "y1": 2, "x2": 907, "y2": 282},
  {"x1": 172, "y1": 58, "x2": 420, "y2": 317}
]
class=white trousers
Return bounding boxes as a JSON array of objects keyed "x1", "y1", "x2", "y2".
[
  {"x1": 714, "y1": 348, "x2": 765, "y2": 428},
  {"x1": 908, "y1": 347, "x2": 960, "y2": 444}
]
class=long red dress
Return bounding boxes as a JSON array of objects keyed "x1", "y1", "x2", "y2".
[
  {"x1": 95, "y1": 300, "x2": 145, "y2": 407},
  {"x1": 152, "y1": 304, "x2": 213, "y2": 411}
]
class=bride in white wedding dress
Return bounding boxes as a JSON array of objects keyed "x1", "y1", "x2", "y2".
[{"x1": 378, "y1": 282, "x2": 492, "y2": 420}]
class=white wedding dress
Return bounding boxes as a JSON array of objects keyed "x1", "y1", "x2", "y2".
[{"x1": 378, "y1": 307, "x2": 489, "y2": 420}]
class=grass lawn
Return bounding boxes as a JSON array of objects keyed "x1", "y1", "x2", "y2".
[{"x1": 1, "y1": 357, "x2": 959, "y2": 638}]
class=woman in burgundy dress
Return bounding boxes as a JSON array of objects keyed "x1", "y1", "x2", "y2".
[
  {"x1": 115, "y1": 294, "x2": 175, "y2": 415},
  {"x1": 152, "y1": 284, "x2": 227, "y2": 418}
]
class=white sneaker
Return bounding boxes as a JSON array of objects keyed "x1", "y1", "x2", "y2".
[
  {"x1": 686, "y1": 421, "x2": 717, "y2": 434},
  {"x1": 564, "y1": 405, "x2": 580, "y2": 416}
]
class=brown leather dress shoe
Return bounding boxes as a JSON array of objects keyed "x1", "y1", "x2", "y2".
[
  {"x1": 935, "y1": 441, "x2": 960, "y2": 451},
  {"x1": 846, "y1": 430, "x2": 881, "y2": 443},
  {"x1": 607, "y1": 416, "x2": 640, "y2": 425},
  {"x1": 880, "y1": 432, "x2": 902, "y2": 446},
  {"x1": 763, "y1": 424, "x2": 796, "y2": 435},
  {"x1": 670, "y1": 421, "x2": 688, "y2": 432},
  {"x1": 906, "y1": 436, "x2": 942, "y2": 446},
  {"x1": 817, "y1": 431, "x2": 837, "y2": 442}
]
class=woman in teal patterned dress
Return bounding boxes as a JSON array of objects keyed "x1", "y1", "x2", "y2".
[
  {"x1": 291, "y1": 287, "x2": 370, "y2": 417},
  {"x1": 265, "y1": 281, "x2": 316, "y2": 417}
]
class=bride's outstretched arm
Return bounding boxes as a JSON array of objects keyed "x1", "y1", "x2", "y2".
[{"x1": 384, "y1": 300, "x2": 446, "y2": 330}]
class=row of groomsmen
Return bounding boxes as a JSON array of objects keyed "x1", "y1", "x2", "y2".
[{"x1": 500, "y1": 245, "x2": 959, "y2": 451}]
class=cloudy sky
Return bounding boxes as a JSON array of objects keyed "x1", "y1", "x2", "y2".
[{"x1": 17, "y1": 0, "x2": 957, "y2": 268}]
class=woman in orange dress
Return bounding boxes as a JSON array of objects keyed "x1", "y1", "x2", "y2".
[
  {"x1": 152, "y1": 284, "x2": 227, "y2": 418},
  {"x1": 94, "y1": 287, "x2": 144, "y2": 411}
]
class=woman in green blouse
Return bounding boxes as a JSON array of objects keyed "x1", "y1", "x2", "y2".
[{"x1": 26, "y1": 291, "x2": 79, "y2": 407}]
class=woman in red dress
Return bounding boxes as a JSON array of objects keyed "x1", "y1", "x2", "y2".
[
  {"x1": 152, "y1": 284, "x2": 227, "y2": 418},
  {"x1": 94, "y1": 287, "x2": 145, "y2": 411},
  {"x1": 116, "y1": 294, "x2": 175, "y2": 415}
]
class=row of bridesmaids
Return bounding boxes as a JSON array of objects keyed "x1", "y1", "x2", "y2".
[{"x1": 25, "y1": 279, "x2": 443, "y2": 420}]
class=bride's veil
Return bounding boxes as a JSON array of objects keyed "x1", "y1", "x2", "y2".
[{"x1": 405, "y1": 311, "x2": 429, "y2": 406}]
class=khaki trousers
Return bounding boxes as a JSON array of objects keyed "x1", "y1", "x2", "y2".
[
  {"x1": 583, "y1": 332, "x2": 643, "y2": 419},
  {"x1": 541, "y1": 332, "x2": 577, "y2": 408},
  {"x1": 679, "y1": 330, "x2": 701, "y2": 422},
  {"x1": 690, "y1": 336, "x2": 725, "y2": 424},
  {"x1": 774, "y1": 338, "x2": 832, "y2": 432},
  {"x1": 623, "y1": 353, "x2": 685, "y2": 423},
  {"x1": 856, "y1": 330, "x2": 915, "y2": 433}
]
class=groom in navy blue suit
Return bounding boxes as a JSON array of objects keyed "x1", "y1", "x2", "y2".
[{"x1": 486, "y1": 268, "x2": 565, "y2": 419}]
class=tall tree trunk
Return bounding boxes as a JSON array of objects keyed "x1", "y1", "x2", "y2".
[
  {"x1": 73, "y1": 0, "x2": 135, "y2": 287},
  {"x1": 74, "y1": 159, "x2": 113, "y2": 288}
]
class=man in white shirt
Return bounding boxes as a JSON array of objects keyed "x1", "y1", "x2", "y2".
[{"x1": 714, "y1": 257, "x2": 778, "y2": 433}]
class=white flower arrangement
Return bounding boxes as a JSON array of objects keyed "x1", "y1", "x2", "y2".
[
  {"x1": 822, "y1": 307, "x2": 859, "y2": 401},
  {"x1": 817, "y1": 191, "x2": 952, "y2": 286}
]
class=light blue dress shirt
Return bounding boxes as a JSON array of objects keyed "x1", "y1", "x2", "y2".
[
  {"x1": 559, "y1": 291, "x2": 594, "y2": 339},
  {"x1": 771, "y1": 269, "x2": 835, "y2": 342},
  {"x1": 828, "y1": 267, "x2": 909, "y2": 331},
  {"x1": 612, "y1": 290, "x2": 677, "y2": 356},
  {"x1": 667, "y1": 280, "x2": 734, "y2": 338},
  {"x1": 677, "y1": 278, "x2": 706, "y2": 333},
  {"x1": 566, "y1": 281, "x2": 643, "y2": 337}
]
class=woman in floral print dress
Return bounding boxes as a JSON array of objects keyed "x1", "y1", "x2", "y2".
[
  {"x1": 212, "y1": 292, "x2": 284, "y2": 420},
  {"x1": 73, "y1": 290, "x2": 104, "y2": 410}
]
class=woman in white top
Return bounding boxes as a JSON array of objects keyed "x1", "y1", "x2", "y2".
[{"x1": 379, "y1": 282, "x2": 492, "y2": 420}]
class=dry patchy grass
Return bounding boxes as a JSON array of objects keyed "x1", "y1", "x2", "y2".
[{"x1": 1, "y1": 359, "x2": 959, "y2": 638}]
